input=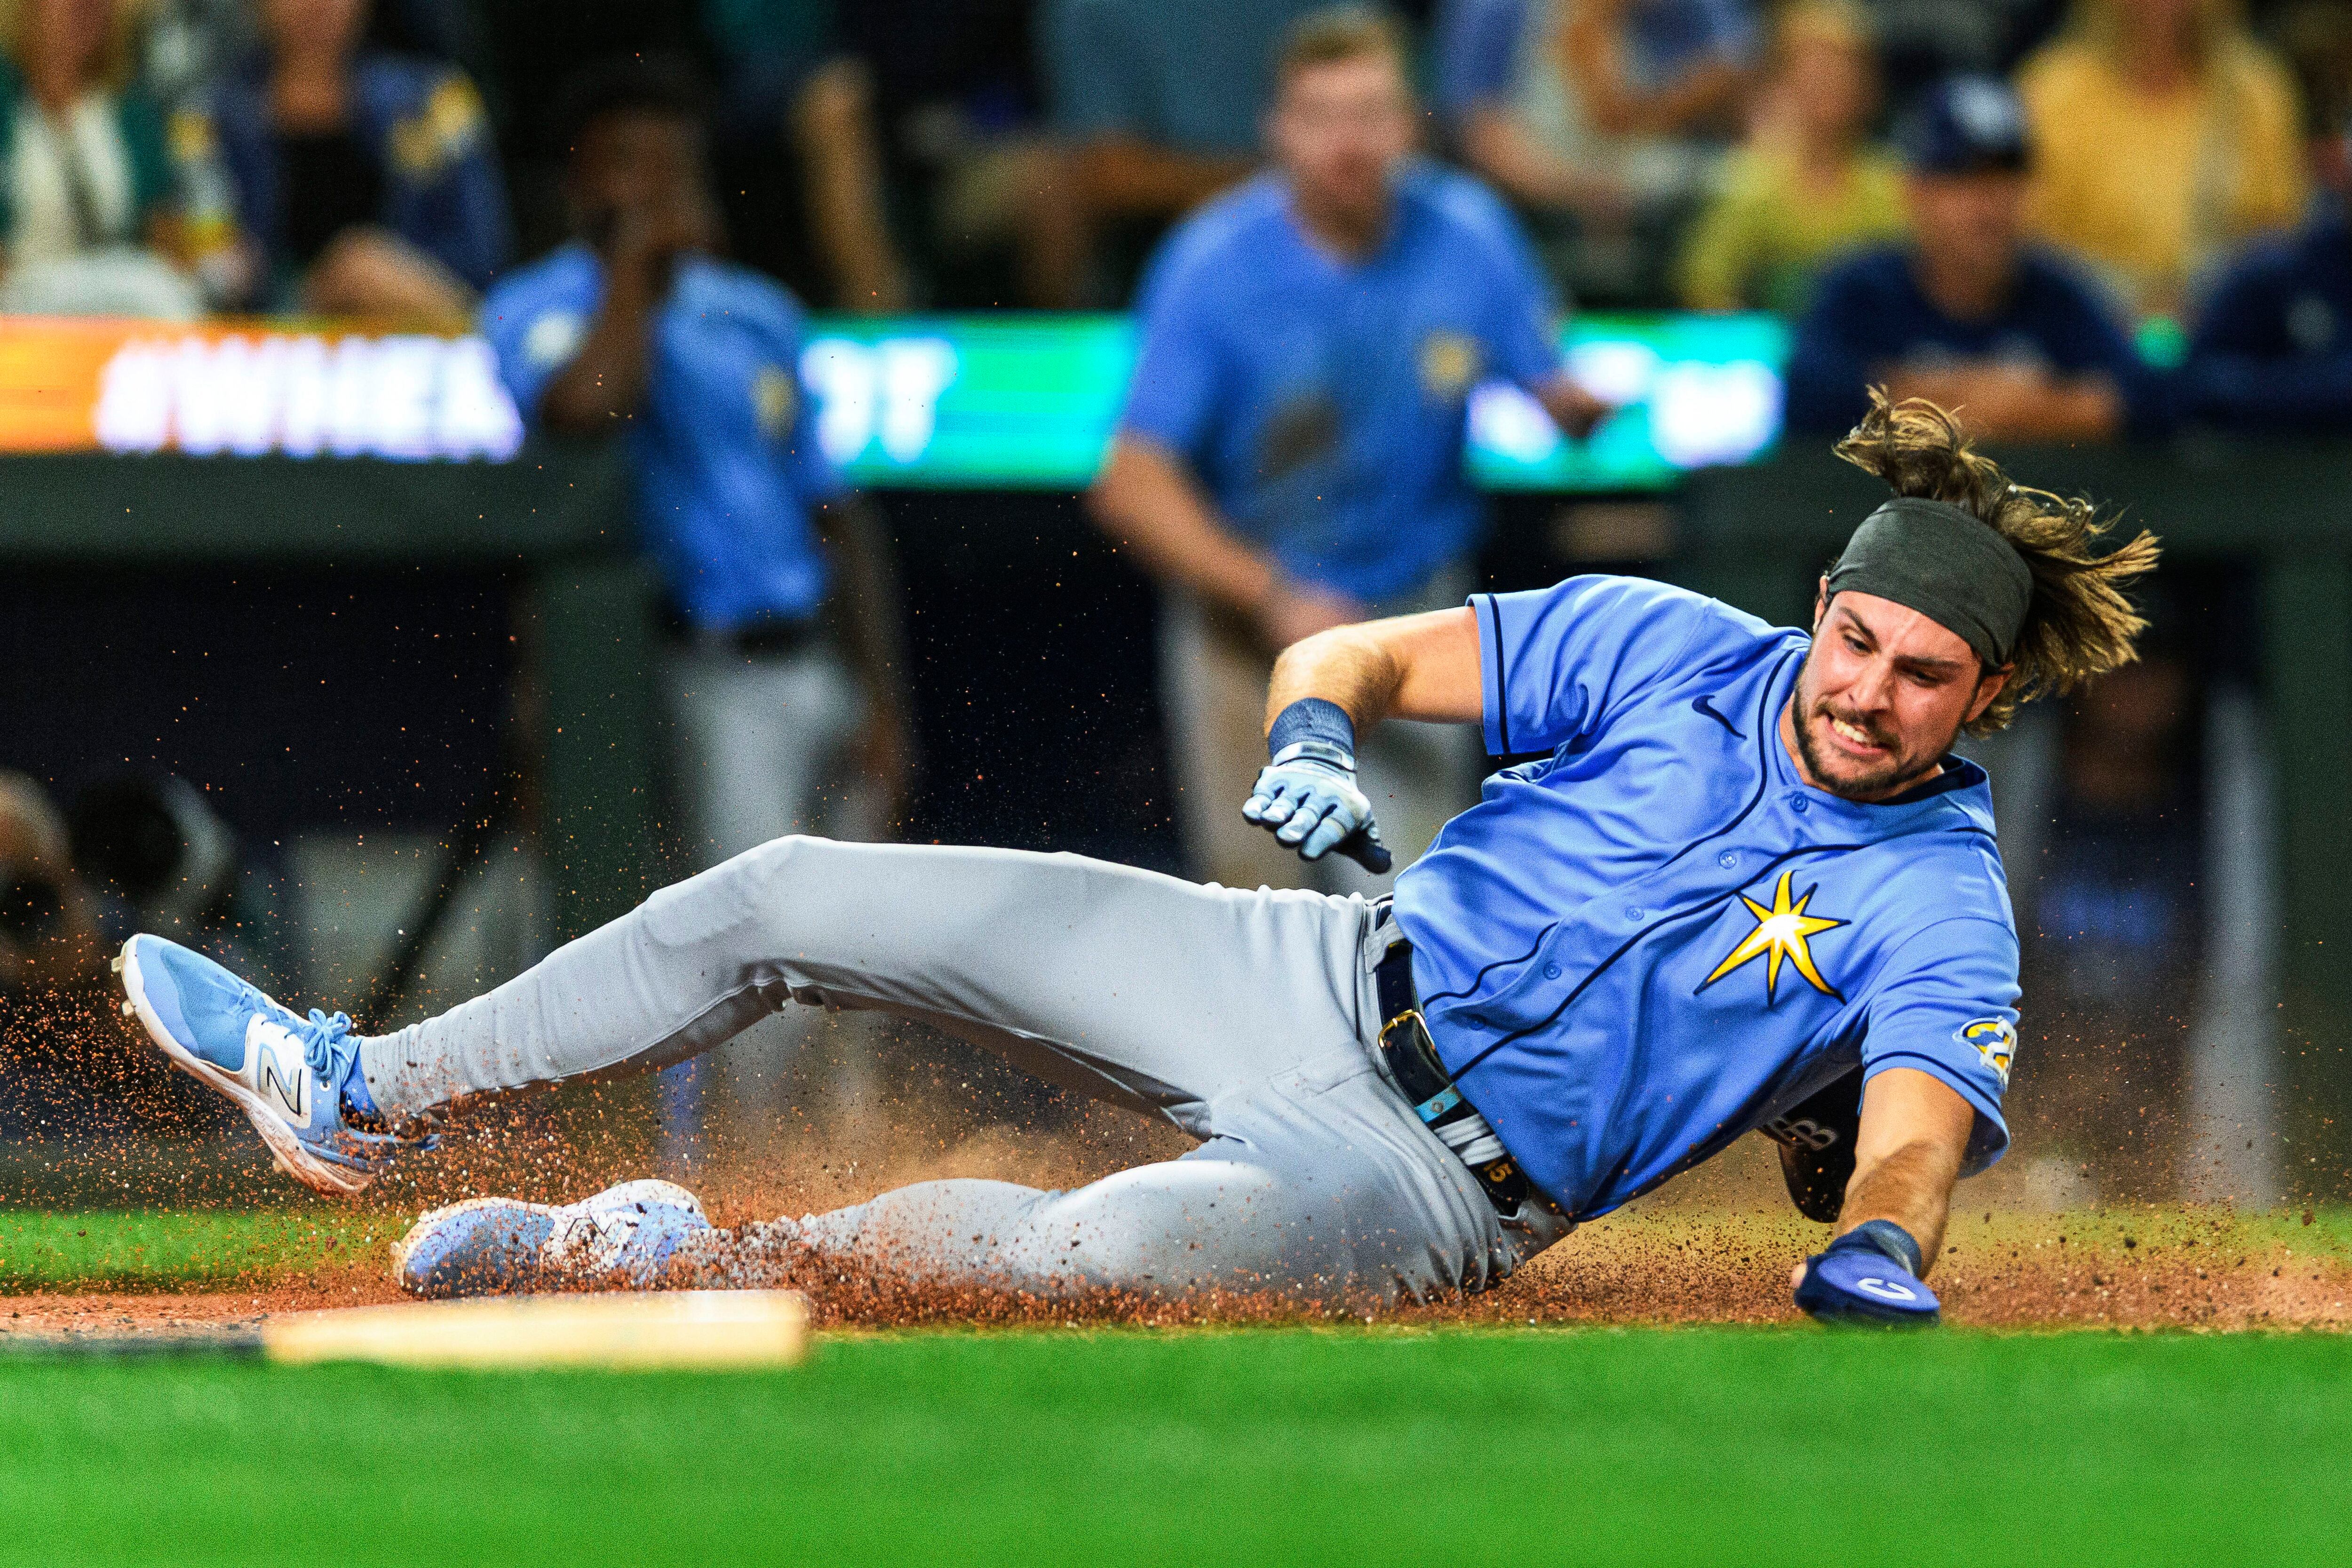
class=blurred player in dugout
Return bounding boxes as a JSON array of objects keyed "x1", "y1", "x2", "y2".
[
  {"x1": 1089, "y1": 7, "x2": 1607, "y2": 893},
  {"x1": 481, "y1": 55, "x2": 909, "y2": 868},
  {"x1": 477, "y1": 56, "x2": 911, "y2": 1154}
]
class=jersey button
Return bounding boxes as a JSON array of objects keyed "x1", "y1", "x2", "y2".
[
  {"x1": 1716, "y1": 851, "x2": 1738, "y2": 869},
  {"x1": 1790, "y1": 796, "x2": 1811, "y2": 814},
  {"x1": 1542, "y1": 962, "x2": 1561, "y2": 979},
  {"x1": 1624, "y1": 906, "x2": 1645, "y2": 922}
]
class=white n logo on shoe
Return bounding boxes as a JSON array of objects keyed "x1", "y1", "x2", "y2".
[{"x1": 246, "y1": 1018, "x2": 309, "y2": 1120}]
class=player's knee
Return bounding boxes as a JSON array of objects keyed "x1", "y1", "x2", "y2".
[
  {"x1": 640, "y1": 834, "x2": 843, "y2": 950},
  {"x1": 723, "y1": 833, "x2": 850, "y2": 904}
]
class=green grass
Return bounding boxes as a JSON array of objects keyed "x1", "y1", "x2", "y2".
[
  {"x1": 0, "y1": 1326, "x2": 2344, "y2": 1565},
  {"x1": 0, "y1": 1209, "x2": 402, "y2": 1292},
  {"x1": 0, "y1": 1211, "x2": 2347, "y2": 1561}
]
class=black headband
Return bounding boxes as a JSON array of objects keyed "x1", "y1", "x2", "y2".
[{"x1": 1824, "y1": 497, "x2": 2033, "y2": 667}]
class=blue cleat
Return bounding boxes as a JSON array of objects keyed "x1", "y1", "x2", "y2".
[
  {"x1": 114, "y1": 933, "x2": 418, "y2": 1196},
  {"x1": 393, "y1": 1179, "x2": 713, "y2": 1298}
]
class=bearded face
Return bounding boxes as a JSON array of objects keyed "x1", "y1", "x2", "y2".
[{"x1": 1787, "y1": 591, "x2": 2004, "y2": 802}]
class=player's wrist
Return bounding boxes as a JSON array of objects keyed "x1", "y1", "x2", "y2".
[
  {"x1": 1267, "y1": 698, "x2": 1357, "y2": 767},
  {"x1": 1832, "y1": 1218, "x2": 1925, "y2": 1280}
]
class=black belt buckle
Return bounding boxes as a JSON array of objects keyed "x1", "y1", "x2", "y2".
[{"x1": 1378, "y1": 1007, "x2": 1454, "y2": 1110}]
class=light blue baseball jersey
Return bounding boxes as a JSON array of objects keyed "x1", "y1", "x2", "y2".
[
  {"x1": 1119, "y1": 164, "x2": 1563, "y2": 603},
  {"x1": 480, "y1": 243, "x2": 842, "y2": 630},
  {"x1": 1392, "y1": 575, "x2": 2021, "y2": 1219}
]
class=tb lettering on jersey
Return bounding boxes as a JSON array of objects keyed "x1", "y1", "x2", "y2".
[{"x1": 1763, "y1": 1114, "x2": 1842, "y2": 1151}]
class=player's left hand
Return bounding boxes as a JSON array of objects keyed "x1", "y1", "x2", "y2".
[
  {"x1": 1540, "y1": 377, "x2": 1614, "y2": 441},
  {"x1": 1792, "y1": 1220, "x2": 1941, "y2": 1327},
  {"x1": 1243, "y1": 754, "x2": 1391, "y2": 874}
]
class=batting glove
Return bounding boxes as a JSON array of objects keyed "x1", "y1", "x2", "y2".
[
  {"x1": 1794, "y1": 1219, "x2": 1940, "y2": 1327},
  {"x1": 1243, "y1": 741, "x2": 1391, "y2": 874}
]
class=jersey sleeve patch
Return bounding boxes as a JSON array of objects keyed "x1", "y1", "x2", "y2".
[
  {"x1": 1956, "y1": 1016, "x2": 2016, "y2": 1088},
  {"x1": 1859, "y1": 917, "x2": 2021, "y2": 1175}
]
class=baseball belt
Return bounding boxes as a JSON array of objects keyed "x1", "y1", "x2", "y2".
[
  {"x1": 660, "y1": 604, "x2": 826, "y2": 659},
  {"x1": 1373, "y1": 934, "x2": 1555, "y2": 1218}
]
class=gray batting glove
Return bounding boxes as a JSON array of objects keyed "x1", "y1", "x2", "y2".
[{"x1": 1242, "y1": 742, "x2": 1392, "y2": 874}]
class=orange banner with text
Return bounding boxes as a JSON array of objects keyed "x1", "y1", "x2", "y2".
[{"x1": 0, "y1": 318, "x2": 522, "y2": 460}]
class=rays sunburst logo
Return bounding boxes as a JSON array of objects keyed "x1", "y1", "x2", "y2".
[{"x1": 1696, "y1": 870, "x2": 1846, "y2": 1003}]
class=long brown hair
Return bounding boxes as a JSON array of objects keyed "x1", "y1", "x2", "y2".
[{"x1": 1833, "y1": 389, "x2": 2161, "y2": 736}]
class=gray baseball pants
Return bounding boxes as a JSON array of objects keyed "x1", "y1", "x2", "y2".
[{"x1": 361, "y1": 836, "x2": 1571, "y2": 1305}]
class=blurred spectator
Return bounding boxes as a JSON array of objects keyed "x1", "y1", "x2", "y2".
[
  {"x1": 0, "y1": 0, "x2": 204, "y2": 318},
  {"x1": 465, "y1": 0, "x2": 702, "y2": 262},
  {"x1": 848, "y1": 0, "x2": 1078, "y2": 308},
  {"x1": 0, "y1": 770, "x2": 245, "y2": 1146},
  {"x1": 1436, "y1": 0, "x2": 1639, "y2": 227},
  {"x1": 2182, "y1": 141, "x2": 2352, "y2": 430},
  {"x1": 141, "y1": 0, "x2": 247, "y2": 111},
  {"x1": 196, "y1": 0, "x2": 510, "y2": 327},
  {"x1": 1675, "y1": 0, "x2": 1905, "y2": 313},
  {"x1": 1784, "y1": 76, "x2": 2155, "y2": 441},
  {"x1": 2274, "y1": 0, "x2": 2352, "y2": 195},
  {"x1": 65, "y1": 772, "x2": 281, "y2": 982},
  {"x1": 0, "y1": 773, "x2": 103, "y2": 996},
  {"x1": 701, "y1": 0, "x2": 910, "y2": 312},
  {"x1": 480, "y1": 56, "x2": 909, "y2": 870},
  {"x1": 1437, "y1": 0, "x2": 1757, "y2": 305},
  {"x1": 2018, "y1": 0, "x2": 2305, "y2": 320},
  {"x1": 1037, "y1": 0, "x2": 1332, "y2": 303},
  {"x1": 1557, "y1": 0, "x2": 1758, "y2": 146},
  {"x1": 1089, "y1": 11, "x2": 1606, "y2": 893},
  {"x1": 1857, "y1": 0, "x2": 2064, "y2": 118}
]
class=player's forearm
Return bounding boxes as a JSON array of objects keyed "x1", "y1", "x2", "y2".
[
  {"x1": 1086, "y1": 438, "x2": 1277, "y2": 615},
  {"x1": 1459, "y1": 112, "x2": 1600, "y2": 211},
  {"x1": 1837, "y1": 1066, "x2": 1973, "y2": 1272},
  {"x1": 1838, "y1": 1138, "x2": 1960, "y2": 1272},
  {"x1": 1265, "y1": 608, "x2": 1483, "y2": 733},
  {"x1": 1265, "y1": 625, "x2": 1403, "y2": 737}
]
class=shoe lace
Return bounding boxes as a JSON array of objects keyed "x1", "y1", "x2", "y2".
[
  {"x1": 297, "y1": 1009, "x2": 356, "y2": 1080},
  {"x1": 293, "y1": 1006, "x2": 441, "y2": 1158}
]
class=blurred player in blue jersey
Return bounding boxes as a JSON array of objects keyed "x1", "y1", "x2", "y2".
[
  {"x1": 113, "y1": 390, "x2": 2156, "y2": 1326},
  {"x1": 476, "y1": 57, "x2": 911, "y2": 1166},
  {"x1": 1089, "y1": 9, "x2": 1609, "y2": 895}
]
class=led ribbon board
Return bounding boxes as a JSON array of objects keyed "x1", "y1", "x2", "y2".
[
  {"x1": 802, "y1": 312, "x2": 1788, "y2": 491},
  {"x1": 0, "y1": 312, "x2": 1788, "y2": 489}
]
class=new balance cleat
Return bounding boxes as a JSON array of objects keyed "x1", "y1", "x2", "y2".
[
  {"x1": 115, "y1": 933, "x2": 418, "y2": 1196},
  {"x1": 393, "y1": 1178, "x2": 713, "y2": 1298}
]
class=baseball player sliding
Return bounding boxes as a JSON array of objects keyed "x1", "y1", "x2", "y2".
[{"x1": 111, "y1": 393, "x2": 2153, "y2": 1325}]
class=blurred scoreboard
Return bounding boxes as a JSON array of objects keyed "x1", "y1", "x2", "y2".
[{"x1": 0, "y1": 312, "x2": 1788, "y2": 491}]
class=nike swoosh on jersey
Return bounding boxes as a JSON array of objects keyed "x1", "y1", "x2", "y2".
[{"x1": 1692, "y1": 695, "x2": 1745, "y2": 738}]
